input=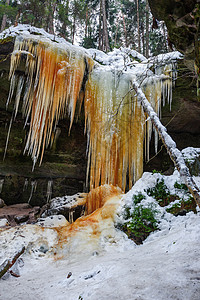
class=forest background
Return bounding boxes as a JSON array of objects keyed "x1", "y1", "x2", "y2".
[{"x1": 0, "y1": 0, "x2": 170, "y2": 57}]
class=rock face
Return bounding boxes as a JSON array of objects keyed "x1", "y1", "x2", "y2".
[
  {"x1": 0, "y1": 25, "x2": 199, "y2": 205},
  {"x1": 0, "y1": 203, "x2": 40, "y2": 226},
  {"x1": 148, "y1": 0, "x2": 200, "y2": 97},
  {"x1": 0, "y1": 38, "x2": 87, "y2": 206},
  {"x1": 148, "y1": 0, "x2": 198, "y2": 62},
  {"x1": 144, "y1": 60, "x2": 200, "y2": 174}
]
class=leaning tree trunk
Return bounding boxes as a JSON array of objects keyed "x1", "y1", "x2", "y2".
[
  {"x1": 1, "y1": 0, "x2": 10, "y2": 32},
  {"x1": 132, "y1": 81, "x2": 200, "y2": 207},
  {"x1": 0, "y1": 246, "x2": 25, "y2": 278}
]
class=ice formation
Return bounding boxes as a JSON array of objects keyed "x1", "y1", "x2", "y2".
[{"x1": 1, "y1": 25, "x2": 182, "y2": 192}]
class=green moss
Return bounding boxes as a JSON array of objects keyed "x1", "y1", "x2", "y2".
[{"x1": 0, "y1": 36, "x2": 13, "y2": 44}]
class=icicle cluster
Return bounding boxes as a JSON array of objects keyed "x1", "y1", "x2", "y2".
[
  {"x1": 85, "y1": 69, "x2": 144, "y2": 190},
  {"x1": 85, "y1": 69, "x2": 173, "y2": 190},
  {"x1": 6, "y1": 30, "x2": 178, "y2": 192},
  {"x1": 7, "y1": 35, "x2": 94, "y2": 167}
]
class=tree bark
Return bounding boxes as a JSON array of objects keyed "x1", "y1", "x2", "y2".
[
  {"x1": 98, "y1": 1, "x2": 103, "y2": 50},
  {"x1": 101, "y1": 0, "x2": 110, "y2": 52},
  {"x1": 141, "y1": 23, "x2": 145, "y2": 56},
  {"x1": 1, "y1": 0, "x2": 10, "y2": 32},
  {"x1": 72, "y1": 14, "x2": 76, "y2": 44},
  {"x1": 132, "y1": 81, "x2": 200, "y2": 207},
  {"x1": 136, "y1": 0, "x2": 141, "y2": 53},
  {"x1": 122, "y1": 14, "x2": 128, "y2": 47},
  {"x1": 49, "y1": 0, "x2": 57, "y2": 34},
  {"x1": 145, "y1": 0, "x2": 149, "y2": 58},
  {"x1": 85, "y1": 6, "x2": 88, "y2": 38}
]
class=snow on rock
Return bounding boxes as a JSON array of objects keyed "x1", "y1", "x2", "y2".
[
  {"x1": 0, "y1": 170, "x2": 200, "y2": 299},
  {"x1": 0, "y1": 24, "x2": 82, "y2": 51},
  {"x1": 0, "y1": 203, "x2": 200, "y2": 299},
  {"x1": 182, "y1": 147, "x2": 200, "y2": 161},
  {"x1": 149, "y1": 51, "x2": 183, "y2": 65},
  {"x1": 0, "y1": 25, "x2": 184, "y2": 190},
  {"x1": 0, "y1": 218, "x2": 9, "y2": 227},
  {"x1": 44, "y1": 193, "x2": 87, "y2": 212},
  {"x1": 36, "y1": 215, "x2": 69, "y2": 228}
]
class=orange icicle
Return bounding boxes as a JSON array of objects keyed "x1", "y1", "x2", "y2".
[{"x1": 7, "y1": 34, "x2": 173, "y2": 195}]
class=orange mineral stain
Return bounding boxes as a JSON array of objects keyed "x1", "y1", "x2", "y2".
[{"x1": 7, "y1": 35, "x2": 173, "y2": 192}]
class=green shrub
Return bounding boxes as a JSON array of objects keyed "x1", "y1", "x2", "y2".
[
  {"x1": 146, "y1": 179, "x2": 173, "y2": 206},
  {"x1": 123, "y1": 203, "x2": 158, "y2": 244},
  {"x1": 166, "y1": 196, "x2": 197, "y2": 215},
  {"x1": 174, "y1": 181, "x2": 188, "y2": 191},
  {"x1": 132, "y1": 192, "x2": 146, "y2": 205}
]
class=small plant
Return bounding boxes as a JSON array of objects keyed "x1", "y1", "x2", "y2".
[
  {"x1": 166, "y1": 196, "x2": 197, "y2": 215},
  {"x1": 123, "y1": 204, "x2": 131, "y2": 219},
  {"x1": 123, "y1": 203, "x2": 158, "y2": 244},
  {"x1": 174, "y1": 181, "x2": 188, "y2": 191},
  {"x1": 132, "y1": 192, "x2": 146, "y2": 205},
  {"x1": 146, "y1": 179, "x2": 172, "y2": 206},
  {"x1": 166, "y1": 202, "x2": 181, "y2": 214},
  {"x1": 152, "y1": 169, "x2": 162, "y2": 174}
]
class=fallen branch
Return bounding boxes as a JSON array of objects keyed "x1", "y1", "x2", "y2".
[
  {"x1": 0, "y1": 246, "x2": 25, "y2": 278},
  {"x1": 132, "y1": 81, "x2": 200, "y2": 207}
]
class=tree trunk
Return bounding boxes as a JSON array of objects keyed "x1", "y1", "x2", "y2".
[
  {"x1": 162, "y1": 22, "x2": 169, "y2": 52},
  {"x1": 1, "y1": 0, "x2": 10, "y2": 32},
  {"x1": 49, "y1": 1, "x2": 56, "y2": 34},
  {"x1": 145, "y1": 0, "x2": 149, "y2": 58},
  {"x1": 136, "y1": 0, "x2": 141, "y2": 53},
  {"x1": 72, "y1": 14, "x2": 76, "y2": 44},
  {"x1": 114, "y1": 15, "x2": 120, "y2": 47},
  {"x1": 122, "y1": 14, "x2": 128, "y2": 47},
  {"x1": 85, "y1": 6, "x2": 88, "y2": 38},
  {"x1": 101, "y1": 0, "x2": 110, "y2": 52},
  {"x1": 99, "y1": 1, "x2": 103, "y2": 50},
  {"x1": 141, "y1": 23, "x2": 145, "y2": 56},
  {"x1": 14, "y1": 10, "x2": 21, "y2": 27},
  {"x1": 132, "y1": 81, "x2": 200, "y2": 207}
]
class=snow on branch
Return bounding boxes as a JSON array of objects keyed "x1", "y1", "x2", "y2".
[{"x1": 132, "y1": 80, "x2": 200, "y2": 207}]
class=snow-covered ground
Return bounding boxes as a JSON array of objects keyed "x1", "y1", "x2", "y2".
[{"x1": 1, "y1": 170, "x2": 200, "y2": 300}]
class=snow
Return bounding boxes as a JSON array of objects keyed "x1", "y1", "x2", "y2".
[
  {"x1": 1, "y1": 170, "x2": 200, "y2": 299},
  {"x1": 0, "y1": 218, "x2": 9, "y2": 227},
  {"x1": 1, "y1": 25, "x2": 184, "y2": 188},
  {"x1": 0, "y1": 26, "x2": 198, "y2": 299},
  {"x1": 36, "y1": 215, "x2": 69, "y2": 228},
  {"x1": 0, "y1": 24, "x2": 91, "y2": 57},
  {"x1": 182, "y1": 147, "x2": 200, "y2": 163}
]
